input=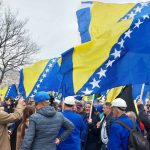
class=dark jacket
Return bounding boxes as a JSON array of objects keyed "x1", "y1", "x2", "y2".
[
  {"x1": 57, "y1": 110, "x2": 86, "y2": 150},
  {"x1": 84, "y1": 113, "x2": 100, "y2": 150},
  {"x1": 21, "y1": 106, "x2": 74, "y2": 150},
  {"x1": 108, "y1": 114, "x2": 133, "y2": 150},
  {"x1": 138, "y1": 104, "x2": 150, "y2": 142}
]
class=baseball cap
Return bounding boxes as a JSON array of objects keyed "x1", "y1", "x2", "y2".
[{"x1": 34, "y1": 91, "x2": 50, "y2": 103}]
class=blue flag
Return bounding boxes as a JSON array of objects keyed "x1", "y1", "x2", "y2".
[
  {"x1": 5, "y1": 84, "x2": 18, "y2": 99},
  {"x1": 19, "y1": 58, "x2": 62, "y2": 98},
  {"x1": 132, "y1": 84, "x2": 150, "y2": 103},
  {"x1": 60, "y1": 5, "x2": 150, "y2": 97},
  {"x1": 78, "y1": 15, "x2": 150, "y2": 95}
]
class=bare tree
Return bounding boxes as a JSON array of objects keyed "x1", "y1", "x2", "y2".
[{"x1": 0, "y1": 9, "x2": 39, "y2": 84}]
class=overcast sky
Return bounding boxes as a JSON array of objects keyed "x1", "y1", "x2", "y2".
[{"x1": 4, "y1": 0, "x2": 149, "y2": 60}]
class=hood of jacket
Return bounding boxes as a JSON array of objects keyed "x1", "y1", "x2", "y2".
[{"x1": 37, "y1": 106, "x2": 56, "y2": 117}]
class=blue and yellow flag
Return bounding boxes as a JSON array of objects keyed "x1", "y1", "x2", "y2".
[
  {"x1": 77, "y1": 1, "x2": 150, "y2": 43},
  {"x1": 0, "y1": 84, "x2": 18, "y2": 101},
  {"x1": 5, "y1": 84, "x2": 18, "y2": 99},
  {"x1": 19, "y1": 58, "x2": 62, "y2": 98},
  {"x1": 61, "y1": 2, "x2": 150, "y2": 97},
  {"x1": 0, "y1": 86, "x2": 8, "y2": 101}
]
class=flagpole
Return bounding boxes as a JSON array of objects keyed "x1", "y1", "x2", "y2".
[
  {"x1": 62, "y1": 97, "x2": 65, "y2": 112},
  {"x1": 89, "y1": 94, "x2": 94, "y2": 120},
  {"x1": 140, "y1": 83, "x2": 145, "y2": 100}
]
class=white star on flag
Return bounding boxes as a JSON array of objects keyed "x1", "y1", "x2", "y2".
[
  {"x1": 106, "y1": 60, "x2": 115, "y2": 68},
  {"x1": 111, "y1": 49, "x2": 121, "y2": 59},
  {"x1": 118, "y1": 39, "x2": 124, "y2": 48},
  {"x1": 134, "y1": 19, "x2": 143, "y2": 28},
  {"x1": 97, "y1": 68, "x2": 106, "y2": 78},
  {"x1": 39, "y1": 78, "x2": 43, "y2": 83},
  {"x1": 36, "y1": 84, "x2": 40, "y2": 88},
  {"x1": 134, "y1": 6, "x2": 143, "y2": 13},
  {"x1": 90, "y1": 78, "x2": 100, "y2": 89},
  {"x1": 48, "y1": 64, "x2": 53, "y2": 68},
  {"x1": 143, "y1": 15, "x2": 149, "y2": 19},
  {"x1": 45, "y1": 68, "x2": 50, "y2": 73},
  {"x1": 124, "y1": 29, "x2": 132, "y2": 38},
  {"x1": 42, "y1": 73, "x2": 46, "y2": 78},
  {"x1": 33, "y1": 89, "x2": 37, "y2": 93},
  {"x1": 128, "y1": 11, "x2": 136, "y2": 19},
  {"x1": 82, "y1": 88, "x2": 93, "y2": 95},
  {"x1": 52, "y1": 59, "x2": 56, "y2": 63}
]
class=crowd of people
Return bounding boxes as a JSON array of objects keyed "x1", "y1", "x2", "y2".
[{"x1": 0, "y1": 91, "x2": 150, "y2": 150}]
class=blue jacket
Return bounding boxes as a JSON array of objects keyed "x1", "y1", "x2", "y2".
[
  {"x1": 21, "y1": 106, "x2": 74, "y2": 150},
  {"x1": 57, "y1": 110, "x2": 86, "y2": 150},
  {"x1": 108, "y1": 114, "x2": 133, "y2": 150}
]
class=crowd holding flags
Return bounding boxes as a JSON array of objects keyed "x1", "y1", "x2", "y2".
[
  {"x1": 0, "y1": 1, "x2": 150, "y2": 150},
  {"x1": 0, "y1": 1, "x2": 150, "y2": 102}
]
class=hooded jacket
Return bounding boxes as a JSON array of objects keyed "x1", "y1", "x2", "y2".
[{"x1": 21, "y1": 106, "x2": 74, "y2": 150}]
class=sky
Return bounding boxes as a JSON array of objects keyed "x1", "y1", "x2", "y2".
[{"x1": 3, "y1": 0, "x2": 149, "y2": 60}]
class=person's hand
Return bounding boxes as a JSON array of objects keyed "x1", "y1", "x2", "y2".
[
  {"x1": 18, "y1": 98, "x2": 26, "y2": 106},
  {"x1": 96, "y1": 121, "x2": 101, "y2": 128},
  {"x1": 137, "y1": 99, "x2": 143, "y2": 105},
  {"x1": 88, "y1": 118, "x2": 92, "y2": 124},
  {"x1": 54, "y1": 138, "x2": 61, "y2": 145}
]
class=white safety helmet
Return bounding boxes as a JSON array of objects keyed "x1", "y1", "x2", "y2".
[
  {"x1": 64, "y1": 96, "x2": 75, "y2": 105},
  {"x1": 112, "y1": 98, "x2": 127, "y2": 109}
]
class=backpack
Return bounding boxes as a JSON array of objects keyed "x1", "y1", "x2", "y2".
[{"x1": 115, "y1": 120, "x2": 150, "y2": 150}]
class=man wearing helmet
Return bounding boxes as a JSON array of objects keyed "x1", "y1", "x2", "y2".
[{"x1": 108, "y1": 98, "x2": 133, "y2": 150}]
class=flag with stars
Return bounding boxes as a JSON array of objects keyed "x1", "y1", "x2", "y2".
[
  {"x1": 60, "y1": 5, "x2": 150, "y2": 97},
  {"x1": 18, "y1": 58, "x2": 62, "y2": 98},
  {"x1": 76, "y1": 1, "x2": 150, "y2": 43},
  {"x1": 60, "y1": 17, "x2": 132, "y2": 97},
  {"x1": 4, "y1": 84, "x2": 18, "y2": 99}
]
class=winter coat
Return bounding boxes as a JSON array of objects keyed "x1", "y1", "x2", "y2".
[
  {"x1": 21, "y1": 106, "x2": 74, "y2": 150},
  {"x1": 138, "y1": 104, "x2": 150, "y2": 142},
  {"x1": 0, "y1": 104, "x2": 24, "y2": 150},
  {"x1": 108, "y1": 114, "x2": 133, "y2": 150},
  {"x1": 57, "y1": 110, "x2": 86, "y2": 150},
  {"x1": 84, "y1": 113, "x2": 101, "y2": 150}
]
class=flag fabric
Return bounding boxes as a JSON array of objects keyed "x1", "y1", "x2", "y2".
[
  {"x1": 5, "y1": 84, "x2": 18, "y2": 99},
  {"x1": 117, "y1": 85, "x2": 137, "y2": 113},
  {"x1": 0, "y1": 84, "x2": 18, "y2": 100},
  {"x1": 132, "y1": 84, "x2": 150, "y2": 103},
  {"x1": 61, "y1": 3, "x2": 150, "y2": 97},
  {"x1": 19, "y1": 58, "x2": 62, "y2": 99},
  {"x1": 0, "y1": 86, "x2": 8, "y2": 101},
  {"x1": 76, "y1": 1, "x2": 92, "y2": 43},
  {"x1": 60, "y1": 17, "x2": 133, "y2": 97},
  {"x1": 76, "y1": 1, "x2": 150, "y2": 43},
  {"x1": 76, "y1": 1, "x2": 128, "y2": 100},
  {"x1": 105, "y1": 87, "x2": 125, "y2": 103}
]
